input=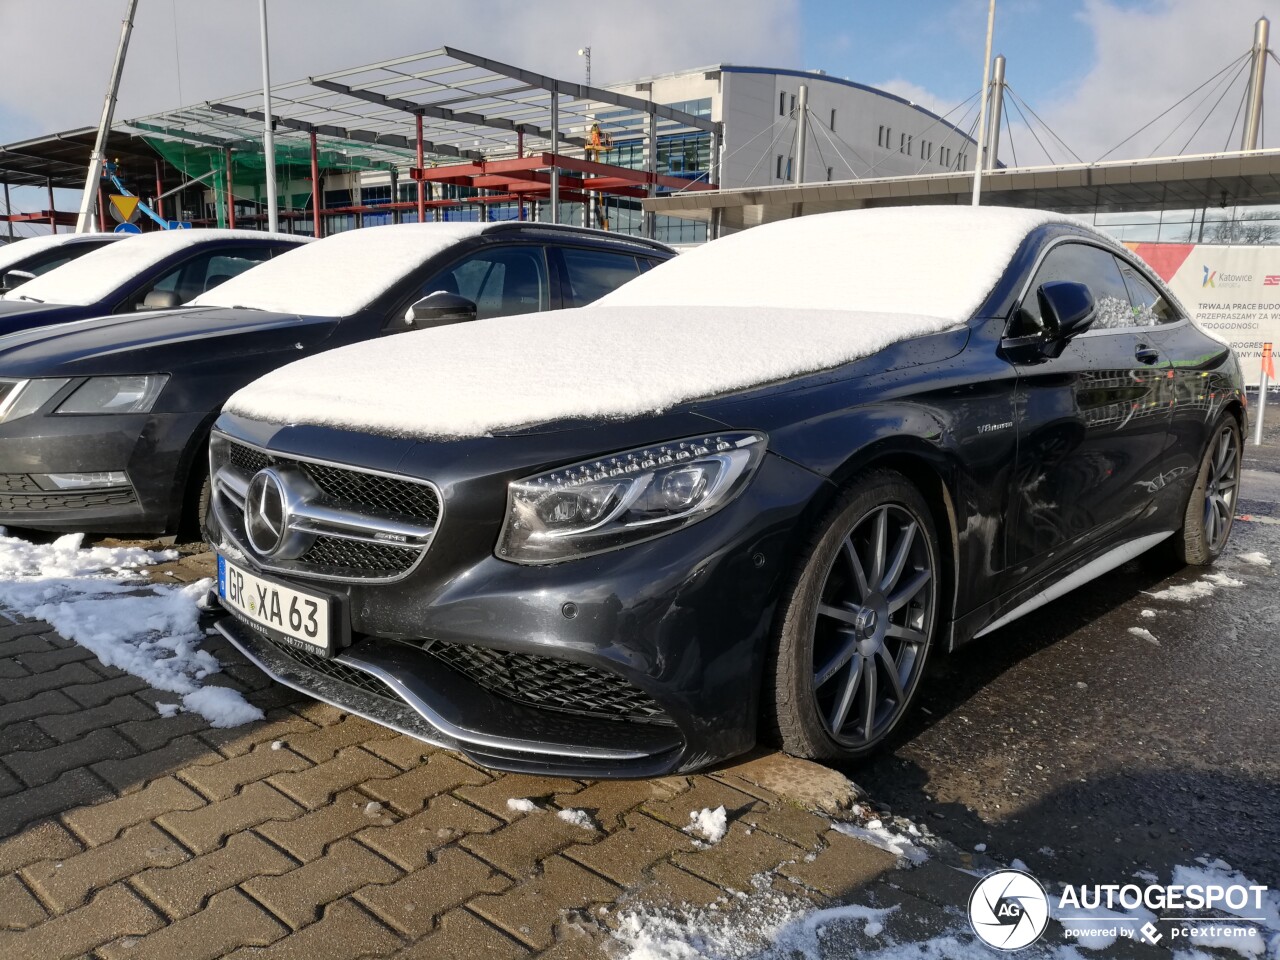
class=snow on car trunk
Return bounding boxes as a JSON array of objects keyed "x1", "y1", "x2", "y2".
[
  {"x1": 226, "y1": 207, "x2": 1090, "y2": 439},
  {"x1": 0, "y1": 531, "x2": 262, "y2": 727},
  {"x1": 190, "y1": 221, "x2": 488, "y2": 317}
]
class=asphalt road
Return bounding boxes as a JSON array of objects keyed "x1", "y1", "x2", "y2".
[{"x1": 853, "y1": 397, "x2": 1280, "y2": 891}]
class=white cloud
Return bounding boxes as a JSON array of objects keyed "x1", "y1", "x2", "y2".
[{"x1": 0, "y1": 0, "x2": 799, "y2": 136}]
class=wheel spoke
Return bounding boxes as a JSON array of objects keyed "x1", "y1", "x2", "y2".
[
  {"x1": 841, "y1": 537, "x2": 869, "y2": 600},
  {"x1": 878, "y1": 646, "x2": 905, "y2": 704},
  {"x1": 1204, "y1": 498, "x2": 1218, "y2": 543},
  {"x1": 814, "y1": 635, "x2": 859, "y2": 688},
  {"x1": 860, "y1": 658, "x2": 878, "y2": 739},
  {"x1": 886, "y1": 623, "x2": 927, "y2": 645},
  {"x1": 888, "y1": 568, "x2": 932, "y2": 613},
  {"x1": 880, "y1": 520, "x2": 918, "y2": 593},
  {"x1": 827, "y1": 655, "x2": 862, "y2": 734},
  {"x1": 869, "y1": 507, "x2": 888, "y2": 588},
  {"x1": 818, "y1": 603, "x2": 860, "y2": 628}
]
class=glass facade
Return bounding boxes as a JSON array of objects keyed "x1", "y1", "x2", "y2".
[{"x1": 1083, "y1": 204, "x2": 1280, "y2": 245}]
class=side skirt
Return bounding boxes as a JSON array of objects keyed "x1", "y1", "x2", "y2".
[{"x1": 968, "y1": 531, "x2": 1174, "y2": 641}]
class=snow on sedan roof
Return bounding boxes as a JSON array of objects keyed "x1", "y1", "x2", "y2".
[
  {"x1": 0, "y1": 232, "x2": 114, "y2": 273},
  {"x1": 226, "y1": 206, "x2": 1088, "y2": 439},
  {"x1": 190, "y1": 222, "x2": 491, "y2": 317},
  {"x1": 2, "y1": 229, "x2": 300, "y2": 306}
]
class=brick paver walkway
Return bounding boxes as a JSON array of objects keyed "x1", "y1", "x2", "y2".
[{"x1": 0, "y1": 596, "x2": 952, "y2": 960}]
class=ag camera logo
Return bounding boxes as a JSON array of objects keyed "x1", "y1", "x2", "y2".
[{"x1": 969, "y1": 869, "x2": 1050, "y2": 950}]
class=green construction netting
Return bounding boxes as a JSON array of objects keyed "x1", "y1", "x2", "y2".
[{"x1": 143, "y1": 133, "x2": 408, "y2": 227}]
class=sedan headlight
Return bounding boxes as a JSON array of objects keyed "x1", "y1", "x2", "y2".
[
  {"x1": 497, "y1": 432, "x2": 767, "y2": 564},
  {"x1": 54, "y1": 375, "x2": 168, "y2": 415},
  {"x1": 0, "y1": 378, "x2": 70, "y2": 423}
]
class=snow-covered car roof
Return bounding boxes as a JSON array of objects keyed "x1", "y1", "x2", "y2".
[
  {"x1": 0, "y1": 232, "x2": 120, "y2": 273},
  {"x1": 3, "y1": 229, "x2": 303, "y2": 307},
  {"x1": 225, "y1": 206, "x2": 1093, "y2": 439},
  {"x1": 190, "y1": 222, "x2": 494, "y2": 317}
]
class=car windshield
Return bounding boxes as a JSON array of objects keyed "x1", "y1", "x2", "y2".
[
  {"x1": 598, "y1": 206, "x2": 1080, "y2": 322},
  {"x1": 2, "y1": 230, "x2": 288, "y2": 307},
  {"x1": 190, "y1": 222, "x2": 489, "y2": 318},
  {"x1": 0, "y1": 234, "x2": 96, "y2": 274}
]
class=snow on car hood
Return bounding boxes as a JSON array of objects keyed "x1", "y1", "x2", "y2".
[{"x1": 226, "y1": 207, "x2": 1088, "y2": 439}]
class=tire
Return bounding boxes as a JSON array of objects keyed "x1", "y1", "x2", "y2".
[
  {"x1": 765, "y1": 469, "x2": 941, "y2": 762},
  {"x1": 176, "y1": 467, "x2": 212, "y2": 543},
  {"x1": 1174, "y1": 414, "x2": 1242, "y2": 566}
]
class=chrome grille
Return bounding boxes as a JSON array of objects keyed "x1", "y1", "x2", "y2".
[
  {"x1": 424, "y1": 641, "x2": 674, "y2": 726},
  {"x1": 210, "y1": 433, "x2": 438, "y2": 583}
]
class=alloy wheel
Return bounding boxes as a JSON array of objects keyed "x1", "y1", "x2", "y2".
[
  {"x1": 1203, "y1": 425, "x2": 1240, "y2": 553},
  {"x1": 810, "y1": 503, "x2": 934, "y2": 747}
]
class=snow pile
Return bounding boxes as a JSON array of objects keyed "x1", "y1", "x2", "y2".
[
  {"x1": 557, "y1": 808, "x2": 598, "y2": 831},
  {"x1": 507, "y1": 798, "x2": 537, "y2": 814},
  {"x1": 0, "y1": 532, "x2": 262, "y2": 728},
  {"x1": 363, "y1": 801, "x2": 384, "y2": 818},
  {"x1": 1127, "y1": 627, "x2": 1160, "y2": 645},
  {"x1": 832, "y1": 818, "x2": 930, "y2": 865},
  {"x1": 226, "y1": 207, "x2": 1079, "y2": 439},
  {"x1": 1173, "y1": 860, "x2": 1280, "y2": 930},
  {"x1": 1237, "y1": 551, "x2": 1271, "y2": 567},
  {"x1": 191, "y1": 222, "x2": 488, "y2": 317},
  {"x1": 686, "y1": 806, "x2": 728, "y2": 844},
  {"x1": 6, "y1": 229, "x2": 298, "y2": 306},
  {"x1": 1146, "y1": 572, "x2": 1243, "y2": 602}
]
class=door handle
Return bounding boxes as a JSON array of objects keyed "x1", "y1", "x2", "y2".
[{"x1": 1134, "y1": 345, "x2": 1161, "y2": 365}]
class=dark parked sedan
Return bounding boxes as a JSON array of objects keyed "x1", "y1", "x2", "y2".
[
  {"x1": 0, "y1": 222, "x2": 672, "y2": 536},
  {"x1": 0, "y1": 228, "x2": 305, "y2": 333},
  {"x1": 206, "y1": 206, "x2": 1244, "y2": 778},
  {"x1": 0, "y1": 232, "x2": 123, "y2": 293}
]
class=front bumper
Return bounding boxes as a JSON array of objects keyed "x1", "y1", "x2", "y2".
[
  {"x1": 211, "y1": 449, "x2": 828, "y2": 777},
  {"x1": 0, "y1": 411, "x2": 203, "y2": 535}
]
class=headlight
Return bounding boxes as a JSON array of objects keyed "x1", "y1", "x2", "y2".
[
  {"x1": 497, "y1": 432, "x2": 767, "y2": 564},
  {"x1": 54, "y1": 375, "x2": 168, "y2": 415},
  {"x1": 0, "y1": 378, "x2": 70, "y2": 423}
]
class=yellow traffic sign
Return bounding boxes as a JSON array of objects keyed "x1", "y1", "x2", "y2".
[{"x1": 108, "y1": 194, "x2": 140, "y2": 223}]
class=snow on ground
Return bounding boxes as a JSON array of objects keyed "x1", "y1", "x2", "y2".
[
  {"x1": 686, "y1": 806, "x2": 729, "y2": 844},
  {"x1": 1139, "y1": 609, "x2": 1158, "y2": 619},
  {"x1": 832, "y1": 818, "x2": 930, "y2": 865},
  {"x1": 1236, "y1": 551, "x2": 1272, "y2": 567},
  {"x1": 0, "y1": 531, "x2": 262, "y2": 728},
  {"x1": 1146, "y1": 571, "x2": 1244, "y2": 602},
  {"x1": 1127, "y1": 627, "x2": 1160, "y2": 645},
  {"x1": 506, "y1": 798, "x2": 537, "y2": 813},
  {"x1": 557, "y1": 808, "x2": 598, "y2": 831},
  {"x1": 227, "y1": 208, "x2": 1082, "y2": 440}
]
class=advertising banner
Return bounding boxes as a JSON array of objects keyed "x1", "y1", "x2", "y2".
[{"x1": 1126, "y1": 242, "x2": 1280, "y2": 387}]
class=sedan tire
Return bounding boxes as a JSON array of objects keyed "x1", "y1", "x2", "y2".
[
  {"x1": 766, "y1": 469, "x2": 941, "y2": 762},
  {"x1": 1175, "y1": 413, "x2": 1242, "y2": 566}
]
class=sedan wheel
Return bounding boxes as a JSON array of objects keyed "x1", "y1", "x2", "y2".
[
  {"x1": 767, "y1": 469, "x2": 941, "y2": 761},
  {"x1": 1176, "y1": 415, "x2": 1242, "y2": 565}
]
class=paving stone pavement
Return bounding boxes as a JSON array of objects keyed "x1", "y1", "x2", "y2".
[{"x1": 0, "y1": 570, "x2": 996, "y2": 959}]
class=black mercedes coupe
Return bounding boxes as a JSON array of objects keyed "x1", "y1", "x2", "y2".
[
  {"x1": 0, "y1": 222, "x2": 672, "y2": 537},
  {"x1": 205, "y1": 206, "x2": 1244, "y2": 777}
]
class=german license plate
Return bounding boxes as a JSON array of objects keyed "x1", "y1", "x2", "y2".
[{"x1": 217, "y1": 554, "x2": 331, "y2": 655}]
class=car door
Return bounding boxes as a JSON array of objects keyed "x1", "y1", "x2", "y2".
[
  {"x1": 381, "y1": 244, "x2": 552, "y2": 333},
  {"x1": 1007, "y1": 240, "x2": 1173, "y2": 579}
]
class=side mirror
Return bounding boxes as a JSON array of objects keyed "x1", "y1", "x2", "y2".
[
  {"x1": 1038, "y1": 280, "x2": 1095, "y2": 340},
  {"x1": 139, "y1": 289, "x2": 181, "y2": 311},
  {"x1": 402, "y1": 291, "x2": 478, "y2": 330},
  {"x1": 1, "y1": 268, "x2": 35, "y2": 293}
]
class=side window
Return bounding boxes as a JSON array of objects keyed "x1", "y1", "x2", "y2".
[
  {"x1": 1118, "y1": 262, "x2": 1178, "y2": 326},
  {"x1": 121, "y1": 245, "x2": 274, "y2": 311},
  {"x1": 1011, "y1": 242, "x2": 1134, "y2": 336},
  {"x1": 559, "y1": 247, "x2": 641, "y2": 307},
  {"x1": 413, "y1": 246, "x2": 548, "y2": 321}
]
